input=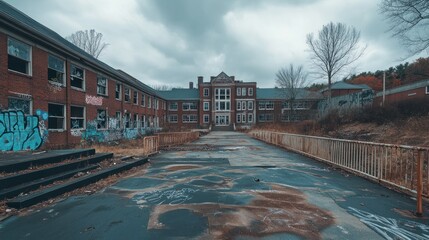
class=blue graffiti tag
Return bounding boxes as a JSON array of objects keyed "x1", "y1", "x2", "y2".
[{"x1": 0, "y1": 110, "x2": 44, "y2": 151}]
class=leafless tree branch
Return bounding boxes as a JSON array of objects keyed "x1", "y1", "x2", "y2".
[
  {"x1": 380, "y1": 0, "x2": 429, "y2": 56},
  {"x1": 306, "y1": 22, "x2": 366, "y2": 101},
  {"x1": 66, "y1": 29, "x2": 109, "y2": 59}
]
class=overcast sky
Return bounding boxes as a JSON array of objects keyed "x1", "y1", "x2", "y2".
[{"x1": 4, "y1": 0, "x2": 426, "y2": 88}]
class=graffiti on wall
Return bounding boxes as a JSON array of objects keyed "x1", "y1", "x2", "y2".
[
  {"x1": 85, "y1": 95, "x2": 103, "y2": 106},
  {"x1": 0, "y1": 110, "x2": 44, "y2": 151},
  {"x1": 47, "y1": 83, "x2": 62, "y2": 93},
  {"x1": 79, "y1": 116, "x2": 149, "y2": 143},
  {"x1": 318, "y1": 90, "x2": 375, "y2": 118},
  {"x1": 35, "y1": 109, "x2": 49, "y2": 142}
]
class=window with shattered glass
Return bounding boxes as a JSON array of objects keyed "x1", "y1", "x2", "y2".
[
  {"x1": 48, "y1": 55, "x2": 65, "y2": 85},
  {"x1": 8, "y1": 37, "x2": 31, "y2": 75},
  {"x1": 71, "y1": 65, "x2": 85, "y2": 89}
]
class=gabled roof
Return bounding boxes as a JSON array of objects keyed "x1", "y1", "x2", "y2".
[
  {"x1": 156, "y1": 89, "x2": 200, "y2": 101},
  {"x1": 257, "y1": 88, "x2": 323, "y2": 100},
  {"x1": 0, "y1": 1, "x2": 161, "y2": 98},
  {"x1": 375, "y1": 79, "x2": 429, "y2": 97},
  {"x1": 211, "y1": 72, "x2": 234, "y2": 83},
  {"x1": 321, "y1": 81, "x2": 371, "y2": 92}
]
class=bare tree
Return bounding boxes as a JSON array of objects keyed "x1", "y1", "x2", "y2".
[
  {"x1": 380, "y1": 0, "x2": 429, "y2": 56},
  {"x1": 276, "y1": 64, "x2": 309, "y2": 121},
  {"x1": 151, "y1": 85, "x2": 173, "y2": 91},
  {"x1": 306, "y1": 22, "x2": 366, "y2": 101},
  {"x1": 66, "y1": 29, "x2": 108, "y2": 59}
]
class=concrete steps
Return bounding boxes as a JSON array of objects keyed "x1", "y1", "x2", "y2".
[
  {"x1": 6, "y1": 157, "x2": 148, "y2": 209},
  {"x1": 0, "y1": 148, "x2": 149, "y2": 209}
]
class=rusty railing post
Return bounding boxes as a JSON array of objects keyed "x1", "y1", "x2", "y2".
[{"x1": 416, "y1": 149, "x2": 423, "y2": 217}]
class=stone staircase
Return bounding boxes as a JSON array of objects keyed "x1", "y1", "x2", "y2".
[
  {"x1": 0, "y1": 149, "x2": 148, "y2": 209},
  {"x1": 211, "y1": 125, "x2": 235, "y2": 131}
]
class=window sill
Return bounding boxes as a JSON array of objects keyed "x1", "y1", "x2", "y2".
[
  {"x1": 71, "y1": 87, "x2": 86, "y2": 92},
  {"x1": 97, "y1": 94, "x2": 108, "y2": 98},
  {"x1": 8, "y1": 69, "x2": 33, "y2": 78},
  {"x1": 49, "y1": 81, "x2": 66, "y2": 87}
]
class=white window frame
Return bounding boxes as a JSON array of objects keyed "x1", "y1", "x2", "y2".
[
  {"x1": 70, "y1": 64, "x2": 85, "y2": 90},
  {"x1": 183, "y1": 102, "x2": 197, "y2": 111},
  {"x1": 242, "y1": 101, "x2": 246, "y2": 110},
  {"x1": 115, "y1": 111, "x2": 122, "y2": 129},
  {"x1": 426, "y1": 86, "x2": 429, "y2": 94},
  {"x1": 237, "y1": 101, "x2": 241, "y2": 110},
  {"x1": 115, "y1": 83, "x2": 122, "y2": 100},
  {"x1": 203, "y1": 102, "x2": 210, "y2": 111},
  {"x1": 242, "y1": 113, "x2": 246, "y2": 123},
  {"x1": 133, "y1": 113, "x2": 139, "y2": 129},
  {"x1": 141, "y1": 93, "x2": 146, "y2": 106},
  {"x1": 248, "y1": 88, "x2": 253, "y2": 96},
  {"x1": 70, "y1": 105, "x2": 85, "y2": 130},
  {"x1": 242, "y1": 88, "x2": 246, "y2": 96},
  {"x1": 203, "y1": 114, "x2": 209, "y2": 123},
  {"x1": 48, "y1": 55, "x2": 65, "y2": 86},
  {"x1": 248, "y1": 101, "x2": 253, "y2": 110},
  {"x1": 203, "y1": 88, "x2": 209, "y2": 97},
  {"x1": 236, "y1": 113, "x2": 241, "y2": 123},
  {"x1": 248, "y1": 113, "x2": 253, "y2": 123},
  {"x1": 8, "y1": 37, "x2": 32, "y2": 75},
  {"x1": 236, "y1": 87, "x2": 241, "y2": 96},
  {"x1": 48, "y1": 103, "x2": 66, "y2": 131},
  {"x1": 96, "y1": 75, "x2": 108, "y2": 96},
  {"x1": 133, "y1": 90, "x2": 138, "y2": 105},
  {"x1": 96, "y1": 109, "x2": 107, "y2": 129},
  {"x1": 124, "y1": 87, "x2": 131, "y2": 102},
  {"x1": 168, "y1": 114, "x2": 178, "y2": 123},
  {"x1": 182, "y1": 114, "x2": 198, "y2": 123},
  {"x1": 169, "y1": 102, "x2": 178, "y2": 111}
]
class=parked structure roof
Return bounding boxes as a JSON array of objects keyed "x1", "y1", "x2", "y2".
[
  {"x1": 375, "y1": 79, "x2": 429, "y2": 97},
  {"x1": 321, "y1": 81, "x2": 371, "y2": 92},
  {"x1": 156, "y1": 89, "x2": 200, "y2": 100},
  {"x1": 257, "y1": 88, "x2": 323, "y2": 100}
]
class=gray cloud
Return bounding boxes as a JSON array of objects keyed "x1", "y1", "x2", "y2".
[{"x1": 4, "y1": 0, "x2": 424, "y2": 88}]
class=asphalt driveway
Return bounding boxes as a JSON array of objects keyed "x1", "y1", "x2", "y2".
[{"x1": 0, "y1": 131, "x2": 428, "y2": 239}]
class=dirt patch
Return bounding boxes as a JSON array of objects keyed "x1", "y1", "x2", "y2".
[{"x1": 148, "y1": 184, "x2": 334, "y2": 239}]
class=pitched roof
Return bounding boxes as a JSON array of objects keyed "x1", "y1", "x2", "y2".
[
  {"x1": 375, "y1": 79, "x2": 429, "y2": 97},
  {"x1": 256, "y1": 88, "x2": 323, "y2": 100},
  {"x1": 156, "y1": 89, "x2": 200, "y2": 100},
  {"x1": 0, "y1": 1, "x2": 159, "y2": 97},
  {"x1": 321, "y1": 81, "x2": 371, "y2": 92}
]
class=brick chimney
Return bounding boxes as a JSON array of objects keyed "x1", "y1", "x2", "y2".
[
  {"x1": 198, "y1": 76, "x2": 203, "y2": 85},
  {"x1": 189, "y1": 82, "x2": 194, "y2": 89}
]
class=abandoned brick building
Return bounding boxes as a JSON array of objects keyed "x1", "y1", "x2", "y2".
[{"x1": 0, "y1": 1, "x2": 322, "y2": 150}]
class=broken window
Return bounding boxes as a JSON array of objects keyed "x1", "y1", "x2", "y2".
[
  {"x1": 48, "y1": 55, "x2": 65, "y2": 85},
  {"x1": 8, "y1": 97, "x2": 32, "y2": 115},
  {"x1": 96, "y1": 109, "x2": 107, "y2": 129},
  {"x1": 115, "y1": 111, "x2": 122, "y2": 129},
  {"x1": 97, "y1": 76, "x2": 107, "y2": 95},
  {"x1": 48, "y1": 103, "x2": 65, "y2": 130},
  {"x1": 133, "y1": 90, "x2": 138, "y2": 104},
  {"x1": 124, "y1": 87, "x2": 130, "y2": 102},
  {"x1": 71, "y1": 65, "x2": 85, "y2": 90},
  {"x1": 8, "y1": 37, "x2": 31, "y2": 75},
  {"x1": 115, "y1": 83, "x2": 122, "y2": 100},
  {"x1": 70, "y1": 106, "x2": 85, "y2": 129},
  {"x1": 141, "y1": 93, "x2": 146, "y2": 106},
  {"x1": 124, "y1": 113, "x2": 131, "y2": 128}
]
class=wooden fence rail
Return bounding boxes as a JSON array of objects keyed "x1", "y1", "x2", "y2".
[
  {"x1": 156, "y1": 132, "x2": 200, "y2": 148},
  {"x1": 142, "y1": 131, "x2": 200, "y2": 156},
  {"x1": 249, "y1": 130, "x2": 429, "y2": 216}
]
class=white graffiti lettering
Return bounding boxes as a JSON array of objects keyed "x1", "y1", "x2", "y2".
[
  {"x1": 136, "y1": 188, "x2": 199, "y2": 206},
  {"x1": 348, "y1": 207, "x2": 429, "y2": 240},
  {"x1": 85, "y1": 95, "x2": 103, "y2": 106}
]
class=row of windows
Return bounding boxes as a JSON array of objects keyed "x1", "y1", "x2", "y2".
[
  {"x1": 7, "y1": 37, "x2": 164, "y2": 108},
  {"x1": 281, "y1": 101, "x2": 312, "y2": 109},
  {"x1": 236, "y1": 87, "x2": 254, "y2": 97},
  {"x1": 237, "y1": 101, "x2": 254, "y2": 111},
  {"x1": 168, "y1": 102, "x2": 197, "y2": 111},
  {"x1": 168, "y1": 114, "x2": 198, "y2": 123},
  {"x1": 236, "y1": 113, "x2": 254, "y2": 123},
  {"x1": 202, "y1": 87, "x2": 254, "y2": 97},
  {"x1": 258, "y1": 101, "x2": 274, "y2": 110},
  {"x1": 258, "y1": 114, "x2": 274, "y2": 122}
]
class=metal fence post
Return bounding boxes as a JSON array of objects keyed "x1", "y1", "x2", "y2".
[{"x1": 417, "y1": 149, "x2": 423, "y2": 217}]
